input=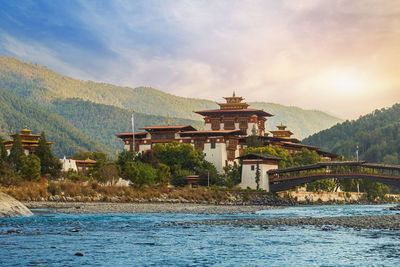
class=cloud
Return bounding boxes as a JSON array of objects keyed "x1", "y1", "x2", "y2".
[{"x1": 0, "y1": 0, "x2": 399, "y2": 119}]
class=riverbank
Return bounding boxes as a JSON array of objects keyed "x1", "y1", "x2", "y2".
[
  {"x1": 171, "y1": 213, "x2": 400, "y2": 230},
  {"x1": 24, "y1": 201, "x2": 279, "y2": 214}
]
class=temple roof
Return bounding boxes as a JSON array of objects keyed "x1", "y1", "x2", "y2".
[
  {"x1": 179, "y1": 130, "x2": 242, "y2": 137},
  {"x1": 139, "y1": 125, "x2": 197, "y2": 132},
  {"x1": 237, "y1": 153, "x2": 282, "y2": 161},
  {"x1": 75, "y1": 159, "x2": 96, "y2": 164},
  {"x1": 195, "y1": 108, "x2": 273, "y2": 117},
  {"x1": 116, "y1": 132, "x2": 148, "y2": 138},
  {"x1": 279, "y1": 141, "x2": 320, "y2": 150}
]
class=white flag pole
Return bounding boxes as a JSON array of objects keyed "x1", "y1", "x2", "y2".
[{"x1": 131, "y1": 108, "x2": 135, "y2": 159}]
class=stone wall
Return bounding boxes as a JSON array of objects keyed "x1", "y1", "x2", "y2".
[{"x1": 277, "y1": 191, "x2": 400, "y2": 202}]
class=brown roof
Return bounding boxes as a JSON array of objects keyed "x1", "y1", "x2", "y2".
[
  {"x1": 195, "y1": 108, "x2": 273, "y2": 117},
  {"x1": 116, "y1": 132, "x2": 147, "y2": 138},
  {"x1": 179, "y1": 130, "x2": 241, "y2": 137},
  {"x1": 259, "y1": 136, "x2": 301, "y2": 144},
  {"x1": 75, "y1": 159, "x2": 96, "y2": 164},
  {"x1": 280, "y1": 141, "x2": 320, "y2": 150},
  {"x1": 139, "y1": 125, "x2": 197, "y2": 131},
  {"x1": 237, "y1": 153, "x2": 281, "y2": 161}
]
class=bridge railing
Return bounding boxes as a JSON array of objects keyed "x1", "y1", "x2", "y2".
[{"x1": 269, "y1": 165, "x2": 400, "y2": 182}]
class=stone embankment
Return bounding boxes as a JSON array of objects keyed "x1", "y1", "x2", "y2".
[
  {"x1": 170, "y1": 214, "x2": 400, "y2": 230},
  {"x1": 0, "y1": 192, "x2": 33, "y2": 217}
]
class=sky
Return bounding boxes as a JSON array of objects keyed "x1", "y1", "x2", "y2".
[{"x1": 0, "y1": 0, "x2": 399, "y2": 119}]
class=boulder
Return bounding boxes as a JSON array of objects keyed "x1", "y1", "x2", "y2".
[{"x1": 0, "y1": 191, "x2": 33, "y2": 217}]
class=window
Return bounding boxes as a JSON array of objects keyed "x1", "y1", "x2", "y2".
[
  {"x1": 211, "y1": 120, "x2": 220, "y2": 130},
  {"x1": 251, "y1": 165, "x2": 255, "y2": 171},
  {"x1": 239, "y1": 119, "x2": 248, "y2": 128},
  {"x1": 224, "y1": 120, "x2": 235, "y2": 130},
  {"x1": 210, "y1": 138, "x2": 216, "y2": 149},
  {"x1": 227, "y1": 150, "x2": 235, "y2": 160}
]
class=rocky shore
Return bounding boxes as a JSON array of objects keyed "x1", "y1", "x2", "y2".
[
  {"x1": 23, "y1": 201, "x2": 280, "y2": 214},
  {"x1": 0, "y1": 192, "x2": 32, "y2": 217},
  {"x1": 169, "y1": 214, "x2": 400, "y2": 230}
]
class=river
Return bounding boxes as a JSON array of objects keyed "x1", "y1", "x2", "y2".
[{"x1": 1, "y1": 204, "x2": 399, "y2": 266}]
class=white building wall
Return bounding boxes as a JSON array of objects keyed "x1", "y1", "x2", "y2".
[
  {"x1": 204, "y1": 123, "x2": 211, "y2": 131},
  {"x1": 240, "y1": 160, "x2": 278, "y2": 191},
  {"x1": 203, "y1": 142, "x2": 227, "y2": 173},
  {"x1": 138, "y1": 144, "x2": 152, "y2": 153},
  {"x1": 61, "y1": 157, "x2": 78, "y2": 172}
]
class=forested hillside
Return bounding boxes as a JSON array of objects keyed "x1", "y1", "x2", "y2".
[
  {"x1": 0, "y1": 89, "x2": 107, "y2": 157},
  {"x1": 48, "y1": 98, "x2": 204, "y2": 153},
  {"x1": 303, "y1": 104, "x2": 400, "y2": 164},
  {"x1": 0, "y1": 56, "x2": 342, "y2": 139},
  {"x1": 251, "y1": 102, "x2": 341, "y2": 139}
]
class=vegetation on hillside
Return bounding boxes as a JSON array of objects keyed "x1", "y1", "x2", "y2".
[
  {"x1": 0, "y1": 88, "x2": 106, "y2": 157},
  {"x1": 303, "y1": 104, "x2": 400, "y2": 165},
  {"x1": 0, "y1": 56, "x2": 342, "y2": 139},
  {"x1": 47, "y1": 98, "x2": 203, "y2": 154}
]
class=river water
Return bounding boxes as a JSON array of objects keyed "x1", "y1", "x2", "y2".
[{"x1": 1, "y1": 204, "x2": 400, "y2": 266}]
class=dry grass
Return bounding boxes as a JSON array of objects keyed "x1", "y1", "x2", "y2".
[
  {"x1": 0, "y1": 181, "x2": 236, "y2": 203},
  {"x1": 1, "y1": 181, "x2": 49, "y2": 201}
]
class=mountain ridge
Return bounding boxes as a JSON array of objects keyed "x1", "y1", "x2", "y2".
[
  {"x1": 0, "y1": 56, "x2": 343, "y2": 139},
  {"x1": 303, "y1": 104, "x2": 400, "y2": 164},
  {"x1": 0, "y1": 88, "x2": 107, "y2": 157}
]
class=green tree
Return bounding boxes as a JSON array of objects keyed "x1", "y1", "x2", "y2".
[
  {"x1": 293, "y1": 148, "x2": 321, "y2": 166},
  {"x1": 222, "y1": 164, "x2": 241, "y2": 188},
  {"x1": 255, "y1": 161, "x2": 261, "y2": 190},
  {"x1": 91, "y1": 151, "x2": 108, "y2": 162},
  {"x1": 123, "y1": 162, "x2": 139, "y2": 185},
  {"x1": 241, "y1": 145, "x2": 293, "y2": 168},
  {"x1": 124, "y1": 161, "x2": 156, "y2": 188},
  {"x1": 197, "y1": 160, "x2": 221, "y2": 186},
  {"x1": 96, "y1": 163, "x2": 119, "y2": 185},
  {"x1": 156, "y1": 163, "x2": 171, "y2": 185},
  {"x1": 35, "y1": 132, "x2": 61, "y2": 178},
  {"x1": 0, "y1": 136, "x2": 7, "y2": 165},
  {"x1": 8, "y1": 133, "x2": 25, "y2": 171},
  {"x1": 116, "y1": 150, "x2": 137, "y2": 173},
  {"x1": 171, "y1": 167, "x2": 191, "y2": 187},
  {"x1": 20, "y1": 154, "x2": 41, "y2": 181},
  {"x1": 361, "y1": 180, "x2": 389, "y2": 200},
  {"x1": 72, "y1": 151, "x2": 92, "y2": 160},
  {"x1": 153, "y1": 142, "x2": 203, "y2": 172}
]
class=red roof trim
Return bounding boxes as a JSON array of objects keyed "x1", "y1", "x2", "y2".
[
  {"x1": 195, "y1": 108, "x2": 273, "y2": 117},
  {"x1": 182, "y1": 130, "x2": 240, "y2": 134},
  {"x1": 116, "y1": 132, "x2": 147, "y2": 136},
  {"x1": 139, "y1": 125, "x2": 193, "y2": 130}
]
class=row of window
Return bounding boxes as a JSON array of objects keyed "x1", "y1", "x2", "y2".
[{"x1": 211, "y1": 119, "x2": 249, "y2": 130}]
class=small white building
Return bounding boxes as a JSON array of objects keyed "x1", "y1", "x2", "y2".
[
  {"x1": 238, "y1": 153, "x2": 281, "y2": 191},
  {"x1": 61, "y1": 156, "x2": 78, "y2": 172}
]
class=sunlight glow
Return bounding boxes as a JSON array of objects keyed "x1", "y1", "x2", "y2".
[{"x1": 314, "y1": 68, "x2": 370, "y2": 96}]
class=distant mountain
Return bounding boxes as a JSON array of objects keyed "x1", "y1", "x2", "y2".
[
  {"x1": 47, "y1": 98, "x2": 204, "y2": 154},
  {"x1": 0, "y1": 89, "x2": 106, "y2": 157},
  {"x1": 0, "y1": 56, "x2": 343, "y2": 139},
  {"x1": 250, "y1": 102, "x2": 341, "y2": 139},
  {"x1": 303, "y1": 104, "x2": 400, "y2": 164}
]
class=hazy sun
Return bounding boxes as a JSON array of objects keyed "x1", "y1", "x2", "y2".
[
  {"x1": 333, "y1": 73, "x2": 363, "y2": 92},
  {"x1": 316, "y1": 69, "x2": 369, "y2": 95}
]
